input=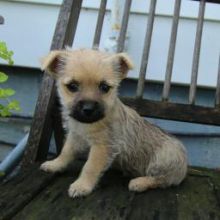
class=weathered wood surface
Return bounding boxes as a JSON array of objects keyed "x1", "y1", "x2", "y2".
[
  {"x1": 162, "y1": 0, "x2": 181, "y2": 101},
  {"x1": 215, "y1": 55, "x2": 220, "y2": 107},
  {"x1": 0, "y1": 16, "x2": 4, "y2": 25},
  {"x1": 193, "y1": 0, "x2": 220, "y2": 3},
  {"x1": 1, "y1": 162, "x2": 220, "y2": 220},
  {"x1": 189, "y1": 0, "x2": 205, "y2": 105},
  {"x1": 0, "y1": 164, "x2": 55, "y2": 220},
  {"x1": 136, "y1": 0, "x2": 157, "y2": 99},
  {"x1": 121, "y1": 97, "x2": 220, "y2": 126},
  {"x1": 92, "y1": 0, "x2": 107, "y2": 48},
  {"x1": 116, "y1": 0, "x2": 132, "y2": 53},
  {"x1": 22, "y1": 0, "x2": 82, "y2": 166},
  {"x1": 52, "y1": 99, "x2": 65, "y2": 155}
]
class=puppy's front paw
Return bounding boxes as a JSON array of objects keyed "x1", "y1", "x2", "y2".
[
  {"x1": 68, "y1": 180, "x2": 93, "y2": 198},
  {"x1": 40, "y1": 160, "x2": 65, "y2": 173}
]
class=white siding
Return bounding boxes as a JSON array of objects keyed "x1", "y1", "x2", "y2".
[{"x1": 0, "y1": 0, "x2": 220, "y2": 86}]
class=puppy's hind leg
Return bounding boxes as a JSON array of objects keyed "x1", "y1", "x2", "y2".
[{"x1": 128, "y1": 176, "x2": 167, "y2": 192}]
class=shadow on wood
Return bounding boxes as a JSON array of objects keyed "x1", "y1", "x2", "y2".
[{"x1": 0, "y1": 162, "x2": 220, "y2": 220}]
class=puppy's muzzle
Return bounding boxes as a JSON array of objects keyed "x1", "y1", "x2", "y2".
[{"x1": 70, "y1": 100, "x2": 105, "y2": 123}]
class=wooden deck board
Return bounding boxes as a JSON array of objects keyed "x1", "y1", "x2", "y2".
[
  {"x1": 0, "y1": 164, "x2": 55, "y2": 220},
  {"x1": 1, "y1": 163, "x2": 220, "y2": 220},
  {"x1": 13, "y1": 170, "x2": 134, "y2": 220}
]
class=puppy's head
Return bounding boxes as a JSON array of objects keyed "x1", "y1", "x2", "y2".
[{"x1": 41, "y1": 49, "x2": 133, "y2": 123}]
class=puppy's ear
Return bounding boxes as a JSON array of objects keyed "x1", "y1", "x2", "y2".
[
  {"x1": 41, "y1": 50, "x2": 67, "y2": 78},
  {"x1": 111, "y1": 53, "x2": 134, "y2": 79}
]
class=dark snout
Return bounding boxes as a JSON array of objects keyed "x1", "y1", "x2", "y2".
[{"x1": 70, "y1": 100, "x2": 105, "y2": 123}]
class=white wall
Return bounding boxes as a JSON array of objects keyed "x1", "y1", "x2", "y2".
[
  {"x1": 0, "y1": 1, "x2": 59, "y2": 67},
  {"x1": 0, "y1": 0, "x2": 220, "y2": 87}
]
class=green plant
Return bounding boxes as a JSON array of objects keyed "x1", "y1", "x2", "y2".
[{"x1": 0, "y1": 41, "x2": 20, "y2": 117}]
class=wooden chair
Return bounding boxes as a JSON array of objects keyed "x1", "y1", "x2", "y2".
[
  {"x1": 1, "y1": 0, "x2": 220, "y2": 219},
  {"x1": 0, "y1": 16, "x2": 4, "y2": 25}
]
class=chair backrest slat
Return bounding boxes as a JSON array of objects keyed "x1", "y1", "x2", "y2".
[
  {"x1": 189, "y1": 0, "x2": 206, "y2": 104},
  {"x1": 0, "y1": 15, "x2": 4, "y2": 24},
  {"x1": 117, "y1": 0, "x2": 132, "y2": 53},
  {"x1": 215, "y1": 55, "x2": 220, "y2": 107},
  {"x1": 136, "y1": 0, "x2": 157, "y2": 99},
  {"x1": 122, "y1": 97, "x2": 220, "y2": 126},
  {"x1": 162, "y1": 0, "x2": 181, "y2": 101},
  {"x1": 64, "y1": 0, "x2": 83, "y2": 47},
  {"x1": 93, "y1": 0, "x2": 108, "y2": 49},
  {"x1": 22, "y1": 0, "x2": 83, "y2": 166}
]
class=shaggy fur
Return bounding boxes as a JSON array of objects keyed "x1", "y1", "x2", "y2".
[{"x1": 40, "y1": 49, "x2": 187, "y2": 198}]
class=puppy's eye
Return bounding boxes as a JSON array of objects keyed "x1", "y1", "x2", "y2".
[
  {"x1": 66, "y1": 81, "x2": 79, "y2": 92},
  {"x1": 99, "y1": 81, "x2": 111, "y2": 93}
]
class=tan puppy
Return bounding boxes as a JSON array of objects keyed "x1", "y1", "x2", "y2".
[{"x1": 40, "y1": 49, "x2": 187, "y2": 198}]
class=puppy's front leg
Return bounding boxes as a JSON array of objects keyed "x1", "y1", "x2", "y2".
[
  {"x1": 40, "y1": 132, "x2": 78, "y2": 173},
  {"x1": 68, "y1": 145, "x2": 111, "y2": 198}
]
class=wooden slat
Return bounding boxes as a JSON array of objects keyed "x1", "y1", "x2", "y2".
[
  {"x1": 52, "y1": 99, "x2": 65, "y2": 154},
  {"x1": 215, "y1": 54, "x2": 220, "y2": 107},
  {"x1": 121, "y1": 97, "x2": 220, "y2": 125},
  {"x1": 192, "y1": 0, "x2": 220, "y2": 3},
  {"x1": 116, "y1": 0, "x2": 132, "y2": 53},
  {"x1": 0, "y1": 15, "x2": 4, "y2": 24},
  {"x1": 127, "y1": 171, "x2": 220, "y2": 220},
  {"x1": 92, "y1": 0, "x2": 107, "y2": 49},
  {"x1": 136, "y1": 0, "x2": 157, "y2": 99},
  {"x1": 162, "y1": 0, "x2": 181, "y2": 101},
  {"x1": 63, "y1": 0, "x2": 83, "y2": 47},
  {"x1": 22, "y1": 0, "x2": 83, "y2": 166},
  {"x1": 0, "y1": 164, "x2": 55, "y2": 220},
  {"x1": 189, "y1": 0, "x2": 206, "y2": 105},
  {"x1": 127, "y1": 188, "x2": 178, "y2": 220},
  {"x1": 6, "y1": 166, "x2": 220, "y2": 220},
  {"x1": 13, "y1": 164, "x2": 134, "y2": 220}
]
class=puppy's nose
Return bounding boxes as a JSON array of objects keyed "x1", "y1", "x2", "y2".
[{"x1": 80, "y1": 101, "x2": 98, "y2": 116}]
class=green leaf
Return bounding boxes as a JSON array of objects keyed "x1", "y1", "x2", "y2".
[
  {"x1": 0, "y1": 88, "x2": 15, "y2": 98},
  {"x1": 0, "y1": 72, "x2": 8, "y2": 83},
  {"x1": 9, "y1": 59, "x2": 14, "y2": 65},
  {"x1": 8, "y1": 100, "x2": 20, "y2": 111},
  {"x1": 0, "y1": 89, "x2": 6, "y2": 98},
  {"x1": 0, "y1": 41, "x2": 18, "y2": 117},
  {"x1": 4, "y1": 88, "x2": 15, "y2": 96},
  {"x1": 0, "y1": 104, "x2": 5, "y2": 111},
  {"x1": 0, "y1": 107, "x2": 11, "y2": 117},
  {"x1": 0, "y1": 41, "x2": 14, "y2": 64}
]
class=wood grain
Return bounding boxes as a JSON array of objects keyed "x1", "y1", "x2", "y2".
[
  {"x1": 0, "y1": 164, "x2": 55, "y2": 220},
  {"x1": 121, "y1": 97, "x2": 220, "y2": 125},
  {"x1": 0, "y1": 164, "x2": 219, "y2": 220},
  {"x1": 22, "y1": 0, "x2": 83, "y2": 166}
]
